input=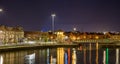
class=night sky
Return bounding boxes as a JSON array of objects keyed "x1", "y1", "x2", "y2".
[{"x1": 0, "y1": 0, "x2": 120, "y2": 32}]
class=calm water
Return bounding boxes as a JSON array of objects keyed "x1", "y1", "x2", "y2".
[{"x1": 0, "y1": 44, "x2": 120, "y2": 64}]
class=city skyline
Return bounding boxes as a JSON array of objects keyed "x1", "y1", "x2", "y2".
[{"x1": 0, "y1": 0, "x2": 120, "y2": 32}]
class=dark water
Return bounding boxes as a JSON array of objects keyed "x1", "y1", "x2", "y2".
[{"x1": 0, "y1": 44, "x2": 120, "y2": 64}]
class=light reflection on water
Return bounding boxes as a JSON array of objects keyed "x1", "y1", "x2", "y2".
[
  {"x1": 72, "y1": 48, "x2": 77, "y2": 64},
  {"x1": 24, "y1": 53, "x2": 35, "y2": 64},
  {"x1": 116, "y1": 48, "x2": 119, "y2": 64},
  {"x1": 103, "y1": 50, "x2": 106, "y2": 64},
  {"x1": 0, "y1": 44, "x2": 119, "y2": 64},
  {"x1": 0, "y1": 55, "x2": 3, "y2": 64}
]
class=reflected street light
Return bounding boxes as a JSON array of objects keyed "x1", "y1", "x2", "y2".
[{"x1": 51, "y1": 13, "x2": 56, "y2": 33}]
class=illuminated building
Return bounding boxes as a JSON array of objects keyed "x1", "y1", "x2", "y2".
[
  {"x1": 109, "y1": 32, "x2": 120, "y2": 40},
  {"x1": 55, "y1": 29, "x2": 64, "y2": 42},
  {"x1": 24, "y1": 31, "x2": 42, "y2": 41},
  {"x1": 64, "y1": 32, "x2": 120, "y2": 41},
  {"x1": 0, "y1": 25, "x2": 24, "y2": 44}
]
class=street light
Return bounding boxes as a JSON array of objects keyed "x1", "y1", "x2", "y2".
[
  {"x1": 73, "y1": 27, "x2": 76, "y2": 31},
  {"x1": 0, "y1": 9, "x2": 3, "y2": 12},
  {"x1": 51, "y1": 13, "x2": 56, "y2": 33}
]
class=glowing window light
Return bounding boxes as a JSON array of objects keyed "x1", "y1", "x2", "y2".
[
  {"x1": 83, "y1": 36, "x2": 86, "y2": 39},
  {"x1": 95, "y1": 36, "x2": 99, "y2": 39},
  {"x1": 0, "y1": 31, "x2": 3, "y2": 33}
]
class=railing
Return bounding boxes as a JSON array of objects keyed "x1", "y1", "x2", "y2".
[{"x1": 73, "y1": 39, "x2": 118, "y2": 43}]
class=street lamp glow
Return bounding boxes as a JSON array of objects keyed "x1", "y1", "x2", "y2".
[
  {"x1": 73, "y1": 28, "x2": 76, "y2": 31},
  {"x1": 51, "y1": 14, "x2": 56, "y2": 17},
  {"x1": 0, "y1": 9, "x2": 3, "y2": 12}
]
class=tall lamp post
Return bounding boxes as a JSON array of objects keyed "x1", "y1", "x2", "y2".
[
  {"x1": 0, "y1": 8, "x2": 3, "y2": 44},
  {"x1": 51, "y1": 13, "x2": 56, "y2": 34}
]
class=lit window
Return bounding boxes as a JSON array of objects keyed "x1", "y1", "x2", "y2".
[{"x1": 95, "y1": 36, "x2": 99, "y2": 39}]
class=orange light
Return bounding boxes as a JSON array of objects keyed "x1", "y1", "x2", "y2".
[{"x1": 95, "y1": 36, "x2": 99, "y2": 39}]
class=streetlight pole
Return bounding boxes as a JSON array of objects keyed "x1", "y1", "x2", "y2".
[
  {"x1": 0, "y1": 8, "x2": 3, "y2": 44},
  {"x1": 51, "y1": 13, "x2": 56, "y2": 34}
]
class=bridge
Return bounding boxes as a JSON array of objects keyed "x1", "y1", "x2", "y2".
[
  {"x1": 73, "y1": 39, "x2": 120, "y2": 49},
  {"x1": 73, "y1": 39, "x2": 120, "y2": 44}
]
